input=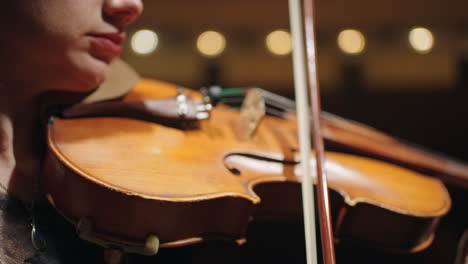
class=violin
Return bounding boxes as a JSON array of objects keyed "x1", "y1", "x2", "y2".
[{"x1": 42, "y1": 78, "x2": 451, "y2": 256}]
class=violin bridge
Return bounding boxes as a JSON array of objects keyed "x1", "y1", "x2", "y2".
[{"x1": 239, "y1": 88, "x2": 266, "y2": 140}]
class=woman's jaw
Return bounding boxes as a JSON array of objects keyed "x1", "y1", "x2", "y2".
[{"x1": 0, "y1": 0, "x2": 143, "y2": 94}]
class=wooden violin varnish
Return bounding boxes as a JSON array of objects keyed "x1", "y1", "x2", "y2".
[{"x1": 42, "y1": 78, "x2": 451, "y2": 259}]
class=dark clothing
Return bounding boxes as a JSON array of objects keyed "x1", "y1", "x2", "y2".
[
  {"x1": 0, "y1": 193, "x2": 100, "y2": 264},
  {"x1": 0, "y1": 193, "x2": 36, "y2": 264}
]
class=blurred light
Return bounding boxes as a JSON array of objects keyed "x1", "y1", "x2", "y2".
[
  {"x1": 196, "y1": 31, "x2": 226, "y2": 57},
  {"x1": 337, "y1": 29, "x2": 366, "y2": 55},
  {"x1": 409, "y1": 27, "x2": 434, "y2": 54},
  {"x1": 131, "y1": 29, "x2": 158, "y2": 55},
  {"x1": 266, "y1": 30, "x2": 292, "y2": 56}
]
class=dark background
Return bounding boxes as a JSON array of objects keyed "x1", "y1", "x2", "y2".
[
  {"x1": 121, "y1": 1, "x2": 468, "y2": 262},
  {"x1": 123, "y1": 0, "x2": 468, "y2": 162}
]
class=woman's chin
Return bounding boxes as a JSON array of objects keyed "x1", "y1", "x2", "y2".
[{"x1": 63, "y1": 54, "x2": 112, "y2": 92}]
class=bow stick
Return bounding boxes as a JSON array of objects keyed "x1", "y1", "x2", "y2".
[{"x1": 288, "y1": 0, "x2": 336, "y2": 263}]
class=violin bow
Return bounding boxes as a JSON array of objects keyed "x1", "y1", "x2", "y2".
[{"x1": 288, "y1": 0, "x2": 336, "y2": 263}]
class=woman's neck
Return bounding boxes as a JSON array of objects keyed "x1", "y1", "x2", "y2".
[{"x1": 0, "y1": 83, "x2": 43, "y2": 201}]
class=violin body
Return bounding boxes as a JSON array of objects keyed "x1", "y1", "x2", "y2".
[{"x1": 42, "y1": 79, "x2": 450, "y2": 254}]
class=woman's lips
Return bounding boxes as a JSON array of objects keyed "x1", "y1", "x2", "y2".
[{"x1": 88, "y1": 33, "x2": 126, "y2": 62}]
